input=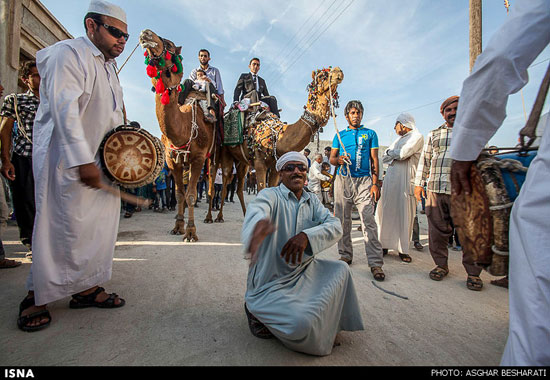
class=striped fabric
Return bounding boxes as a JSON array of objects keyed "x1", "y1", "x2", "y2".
[{"x1": 414, "y1": 124, "x2": 453, "y2": 195}]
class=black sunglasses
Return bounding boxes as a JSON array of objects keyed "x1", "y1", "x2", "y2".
[
  {"x1": 282, "y1": 164, "x2": 308, "y2": 172},
  {"x1": 100, "y1": 23, "x2": 129, "y2": 41}
]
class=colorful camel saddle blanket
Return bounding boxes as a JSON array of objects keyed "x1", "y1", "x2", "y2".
[
  {"x1": 223, "y1": 109, "x2": 244, "y2": 146},
  {"x1": 250, "y1": 113, "x2": 288, "y2": 157}
]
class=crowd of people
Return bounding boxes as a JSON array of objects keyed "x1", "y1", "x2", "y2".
[{"x1": 0, "y1": 0, "x2": 547, "y2": 366}]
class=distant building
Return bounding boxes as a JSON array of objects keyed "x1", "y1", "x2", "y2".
[{"x1": 0, "y1": 0, "x2": 72, "y2": 94}]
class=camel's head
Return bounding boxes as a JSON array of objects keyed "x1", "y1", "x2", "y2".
[
  {"x1": 139, "y1": 29, "x2": 183, "y2": 105},
  {"x1": 306, "y1": 66, "x2": 344, "y2": 122},
  {"x1": 312, "y1": 66, "x2": 343, "y2": 94}
]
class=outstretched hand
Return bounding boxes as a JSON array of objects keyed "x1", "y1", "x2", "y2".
[
  {"x1": 248, "y1": 218, "x2": 276, "y2": 267},
  {"x1": 451, "y1": 160, "x2": 474, "y2": 196},
  {"x1": 280, "y1": 232, "x2": 309, "y2": 266}
]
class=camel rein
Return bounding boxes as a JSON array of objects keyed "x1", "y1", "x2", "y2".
[{"x1": 328, "y1": 73, "x2": 357, "y2": 201}]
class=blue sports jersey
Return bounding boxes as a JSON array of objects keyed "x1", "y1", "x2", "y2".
[{"x1": 332, "y1": 126, "x2": 379, "y2": 177}]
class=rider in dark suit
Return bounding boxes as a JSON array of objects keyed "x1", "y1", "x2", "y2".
[{"x1": 233, "y1": 57, "x2": 280, "y2": 118}]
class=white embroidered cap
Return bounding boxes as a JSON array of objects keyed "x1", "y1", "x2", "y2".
[
  {"x1": 88, "y1": 0, "x2": 127, "y2": 24},
  {"x1": 275, "y1": 151, "x2": 309, "y2": 172}
]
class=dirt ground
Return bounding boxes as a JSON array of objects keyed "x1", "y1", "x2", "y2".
[{"x1": 0, "y1": 192, "x2": 509, "y2": 366}]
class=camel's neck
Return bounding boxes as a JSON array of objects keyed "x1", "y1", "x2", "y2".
[
  {"x1": 155, "y1": 96, "x2": 192, "y2": 147},
  {"x1": 276, "y1": 112, "x2": 323, "y2": 155}
]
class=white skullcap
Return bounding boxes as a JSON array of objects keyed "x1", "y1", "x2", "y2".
[
  {"x1": 396, "y1": 113, "x2": 416, "y2": 131},
  {"x1": 88, "y1": 0, "x2": 127, "y2": 24},
  {"x1": 275, "y1": 151, "x2": 309, "y2": 172}
]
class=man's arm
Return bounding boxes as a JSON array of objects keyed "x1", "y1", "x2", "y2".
[
  {"x1": 414, "y1": 132, "x2": 432, "y2": 201},
  {"x1": 233, "y1": 74, "x2": 245, "y2": 103},
  {"x1": 370, "y1": 148, "x2": 380, "y2": 201},
  {"x1": 387, "y1": 133, "x2": 424, "y2": 161},
  {"x1": 300, "y1": 197, "x2": 343, "y2": 256},
  {"x1": 214, "y1": 68, "x2": 224, "y2": 100},
  {"x1": 450, "y1": 0, "x2": 550, "y2": 162},
  {"x1": 0, "y1": 116, "x2": 15, "y2": 180},
  {"x1": 39, "y1": 44, "x2": 101, "y2": 188},
  {"x1": 310, "y1": 162, "x2": 330, "y2": 182},
  {"x1": 241, "y1": 190, "x2": 274, "y2": 266}
]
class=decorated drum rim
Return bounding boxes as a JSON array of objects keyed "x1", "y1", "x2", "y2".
[{"x1": 99, "y1": 124, "x2": 165, "y2": 188}]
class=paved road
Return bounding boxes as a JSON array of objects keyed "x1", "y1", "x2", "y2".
[{"x1": 0, "y1": 192, "x2": 509, "y2": 365}]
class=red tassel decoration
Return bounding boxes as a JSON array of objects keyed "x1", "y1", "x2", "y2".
[
  {"x1": 171, "y1": 65, "x2": 178, "y2": 73},
  {"x1": 161, "y1": 90, "x2": 170, "y2": 105},
  {"x1": 144, "y1": 51, "x2": 149, "y2": 57},
  {"x1": 155, "y1": 78, "x2": 165, "y2": 94},
  {"x1": 146, "y1": 65, "x2": 158, "y2": 78},
  {"x1": 165, "y1": 51, "x2": 172, "y2": 61}
]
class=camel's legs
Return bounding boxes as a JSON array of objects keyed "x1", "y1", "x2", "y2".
[
  {"x1": 169, "y1": 158, "x2": 186, "y2": 235},
  {"x1": 183, "y1": 156, "x2": 204, "y2": 242},
  {"x1": 236, "y1": 162, "x2": 248, "y2": 216},
  {"x1": 204, "y1": 157, "x2": 216, "y2": 223},
  {"x1": 214, "y1": 149, "x2": 236, "y2": 223},
  {"x1": 254, "y1": 154, "x2": 269, "y2": 192}
]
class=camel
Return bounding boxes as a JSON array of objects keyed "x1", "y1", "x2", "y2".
[
  {"x1": 139, "y1": 29, "x2": 215, "y2": 241},
  {"x1": 209, "y1": 67, "x2": 344, "y2": 222}
]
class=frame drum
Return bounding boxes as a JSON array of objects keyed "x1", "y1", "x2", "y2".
[{"x1": 100, "y1": 125, "x2": 165, "y2": 188}]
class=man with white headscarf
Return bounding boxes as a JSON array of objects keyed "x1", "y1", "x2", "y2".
[
  {"x1": 375, "y1": 113, "x2": 424, "y2": 262},
  {"x1": 17, "y1": 0, "x2": 128, "y2": 332},
  {"x1": 241, "y1": 151, "x2": 364, "y2": 356}
]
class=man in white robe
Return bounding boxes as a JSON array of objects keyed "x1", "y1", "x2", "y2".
[
  {"x1": 17, "y1": 0, "x2": 128, "y2": 332},
  {"x1": 450, "y1": 0, "x2": 549, "y2": 365},
  {"x1": 307, "y1": 153, "x2": 330, "y2": 202},
  {"x1": 242, "y1": 151, "x2": 364, "y2": 356},
  {"x1": 375, "y1": 113, "x2": 424, "y2": 262}
]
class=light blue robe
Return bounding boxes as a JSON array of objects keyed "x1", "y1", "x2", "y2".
[{"x1": 242, "y1": 184, "x2": 364, "y2": 356}]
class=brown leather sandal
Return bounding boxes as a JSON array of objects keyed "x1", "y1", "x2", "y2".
[
  {"x1": 467, "y1": 275, "x2": 483, "y2": 291},
  {"x1": 371, "y1": 266, "x2": 385, "y2": 281},
  {"x1": 429, "y1": 266, "x2": 449, "y2": 281}
]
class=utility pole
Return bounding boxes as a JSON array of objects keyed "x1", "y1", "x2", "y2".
[{"x1": 469, "y1": 0, "x2": 482, "y2": 72}]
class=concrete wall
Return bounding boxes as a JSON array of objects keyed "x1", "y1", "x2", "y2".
[{"x1": 0, "y1": 0, "x2": 72, "y2": 94}]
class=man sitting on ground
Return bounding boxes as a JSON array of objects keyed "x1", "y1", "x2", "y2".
[{"x1": 242, "y1": 151, "x2": 364, "y2": 356}]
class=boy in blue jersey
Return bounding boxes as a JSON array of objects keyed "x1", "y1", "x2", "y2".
[{"x1": 329, "y1": 100, "x2": 385, "y2": 281}]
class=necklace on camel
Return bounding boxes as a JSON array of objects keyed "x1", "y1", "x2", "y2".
[{"x1": 144, "y1": 49, "x2": 184, "y2": 105}]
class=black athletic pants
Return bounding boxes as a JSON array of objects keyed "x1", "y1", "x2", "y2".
[{"x1": 9, "y1": 153, "x2": 35, "y2": 247}]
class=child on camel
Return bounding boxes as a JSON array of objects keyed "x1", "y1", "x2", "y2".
[{"x1": 192, "y1": 69, "x2": 217, "y2": 123}]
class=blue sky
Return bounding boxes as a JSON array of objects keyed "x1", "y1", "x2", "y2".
[{"x1": 41, "y1": 0, "x2": 549, "y2": 149}]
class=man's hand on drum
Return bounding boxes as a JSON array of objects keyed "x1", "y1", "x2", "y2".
[
  {"x1": 451, "y1": 160, "x2": 474, "y2": 196},
  {"x1": 414, "y1": 185, "x2": 426, "y2": 203},
  {"x1": 78, "y1": 163, "x2": 102, "y2": 189}
]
